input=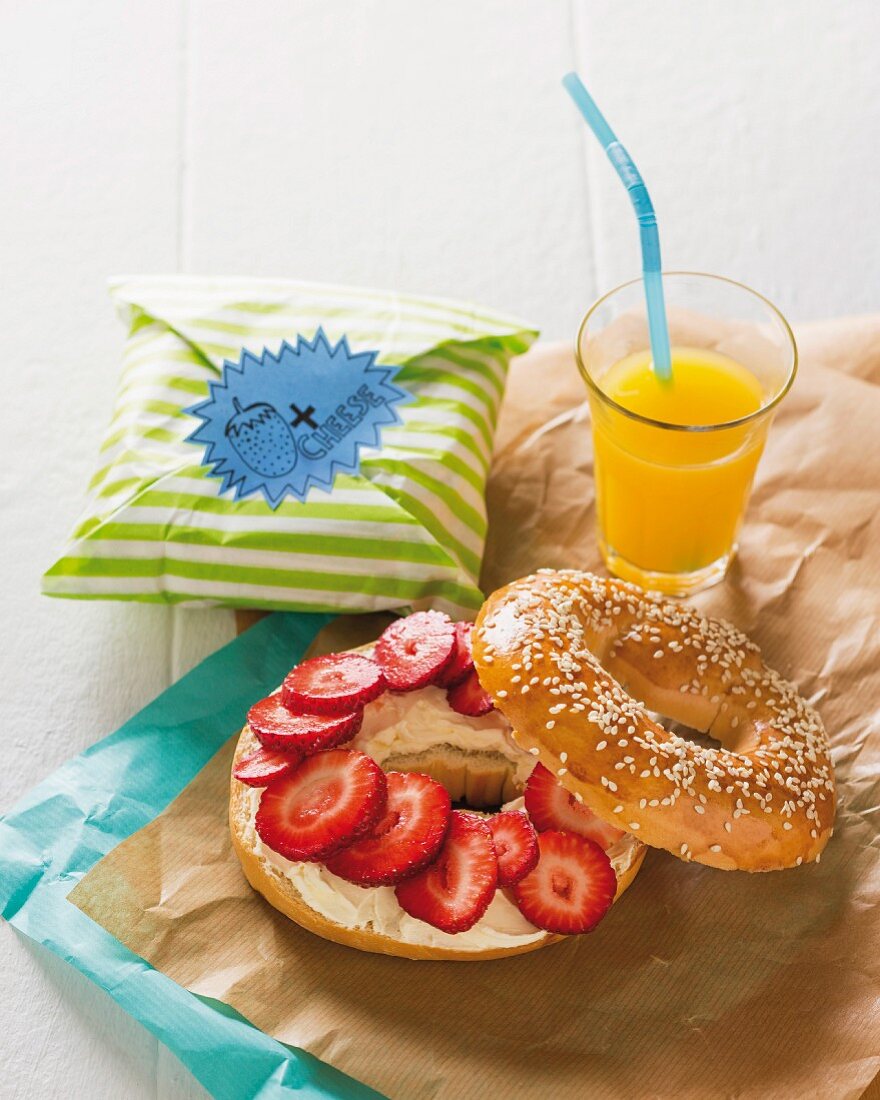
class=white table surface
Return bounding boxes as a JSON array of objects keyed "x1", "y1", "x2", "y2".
[{"x1": 2, "y1": 2, "x2": 879, "y2": 1096}]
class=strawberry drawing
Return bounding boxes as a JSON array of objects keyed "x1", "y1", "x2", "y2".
[{"x1": 225, "y1": 398, "x2": 298, "y2": 478}]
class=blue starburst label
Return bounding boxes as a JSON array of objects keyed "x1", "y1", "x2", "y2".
[{"x1": 185, "y1": 329, "x2": 408, "y2": 507}]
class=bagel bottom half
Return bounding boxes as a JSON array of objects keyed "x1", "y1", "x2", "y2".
[{"x1": 230, "y1": 716, "x2": 646, "y2": 962}]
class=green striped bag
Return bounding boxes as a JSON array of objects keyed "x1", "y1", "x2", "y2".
[{"x1": 44, "y1": 277, "x2": 537, "y2": 618}]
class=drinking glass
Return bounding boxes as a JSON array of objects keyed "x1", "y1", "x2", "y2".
[{"x1": 577, "y1": 272, "x2": 797, "y2": 595}]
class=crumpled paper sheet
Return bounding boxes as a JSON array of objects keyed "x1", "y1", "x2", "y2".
[{"x1": 71, "y1": 319, "x2": 880, "y2": 1100}]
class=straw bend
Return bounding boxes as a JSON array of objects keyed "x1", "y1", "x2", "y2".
[
  {"x1": 606, "y1": 143, "x2": 655, "y2": 221},
  {"x1": 605, "y1": 142, "x2": 660, "y2": 268},
  {"x1": 562, "y1": 71, "x2": 671, "y2": 379}
]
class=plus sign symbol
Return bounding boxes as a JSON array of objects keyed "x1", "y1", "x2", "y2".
[{"x1": 289, "y1": 403, "x2": 318, "y2": 429}]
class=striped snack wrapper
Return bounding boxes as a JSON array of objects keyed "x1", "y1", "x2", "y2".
[{"x1": 43, "y1": 277, "x2": 537, "y2": 618}]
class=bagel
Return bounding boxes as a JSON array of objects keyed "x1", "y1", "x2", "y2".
[
  {"x1": 230, "y1": 642, "x2": 646, "y2": 961},
  {"x1": 473, "y1": 570, "x2": 836, "y2": 872}
]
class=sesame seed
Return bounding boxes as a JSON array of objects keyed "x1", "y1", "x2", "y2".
[
  {"x1": 629, "y1": 822, "x2": 640, "y2": 830},
  {"x1": 694, "y1": 805, "x2": 705, "y2": 815},
  {"x1": 529, "y1": 747, "x2": 540, "y2": 756},
  {"x1": 478, "y1": 571, "x2": 831, "y2": 853},
  {"x1": 710, "y1": 844, "x2": 722, "y2": 852},
  {"x1": 613, "y1": 805, "x2": 624, "y2": 814}
]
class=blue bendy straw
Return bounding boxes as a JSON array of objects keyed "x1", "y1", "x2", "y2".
[{"x1": 562, "y1": 72, "x2": 672, "y2": 381}]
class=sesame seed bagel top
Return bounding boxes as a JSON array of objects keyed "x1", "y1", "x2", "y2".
[{"x1": 473, "y1": 570, "x2": 835, "y2": 872}]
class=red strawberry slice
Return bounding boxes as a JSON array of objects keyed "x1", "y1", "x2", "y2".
[
  {"x1": 233, "y1": 746, "x2": 301, "y2": 787},
  {"x1": 374, "y1": 611, "x2": 456, "y2": 691},
  {"x1": 436, "y1": 621, "x2": 475, "y2": 688},
  {"x1": 446, "y1": 669, "x2": 494, "y2": 717},
  {"x1": 395, "y1": 811, "x2": 498, "y2": 933},
  {"x1": 247, "y1": 694, "x2": 362, "y2": 753},
  {"x1": 255, "y1": 749, "x2": 386, "y2": 863},
  {"x1": 524, "y1": 763, "x2": 625, "y2": 850},
  {"x1": 325, "y1": 771, "x2": 451, "y2": 886},
  {"x1": 281, "y1": 653, "x2": 385, "y2": 716},
  {"x1": 488, "y1": 810, "x2": 539, "y2": 887},
  {"x1": 512, "y1": 830, "x2": 616, "y2": 935}
]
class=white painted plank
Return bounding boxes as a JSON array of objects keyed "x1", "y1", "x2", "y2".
[
  {"x1": 0, "y1": 0, "x2": 181, "y2": 798},
  {"x1": 0, "y1": 1, "x2": 204, "y2": 1096},
  {"x1": 571, "y1": 0, "x2": 880, "y2": 321},
  {"x1": 182, "y1": 0, "x2": 596, "y2": 342},
  {"x1": 3, "y1": 933, "x2": 161, "y2": 1100}
]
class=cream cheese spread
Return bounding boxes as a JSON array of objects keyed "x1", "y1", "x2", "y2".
[{"x1": 243, "y1": 687, "x2": 641, "y2": 952}]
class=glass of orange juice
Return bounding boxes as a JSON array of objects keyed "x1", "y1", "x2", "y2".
[{"x1": 577, "y1": 272, "x2": 797, "y2": 596}]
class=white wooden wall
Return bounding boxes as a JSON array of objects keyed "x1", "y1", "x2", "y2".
[{"x1": 2, "y1": 2, "x2": 878, "y2": 1096}]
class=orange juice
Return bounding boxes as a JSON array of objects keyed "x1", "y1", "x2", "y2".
[{"x1": 591, "y1": 346, "x2": 766, "y2": 583}]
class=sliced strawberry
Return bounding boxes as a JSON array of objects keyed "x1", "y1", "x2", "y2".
[
  {"x1": 436, "y1": 621, "x2": 475, "y2": 687},
  {"x1": 281, "y1": 653, "x2": 385, "y2": 716},
  {"x1": 524, "y1": 763, "x2": 625, "y2": 850},
  {"x1": 247, "y1": 694, "x2": 362, "y2": 753},
  {"x1": 233, "y1": 746, "x2": 301, "y2": 787},
  {"x1": 374, "y1": 611, "x2": 456, "y2": 691},
  {"x1": 255, "y1": 749, "x2": 387, "y2": 862},
  {"x1": 394, "y1": 811, "x2": 498, "y2": 933},
  {"x1": 512, "y1": 830, "x2": 616, "y2": 935},
  {"x1": 488, "y1": 810, "x2": 539, "y2": 887},
  {"x1": 446, "y1": 669, "x2": 494, "y2": 717},
  {"x1": 325, "y1": 771, "x2": 451, "y2": 886}
]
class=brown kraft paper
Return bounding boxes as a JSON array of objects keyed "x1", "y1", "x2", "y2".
[{"x1": 70, "y1": 318, "x2": 880, "y2": 1100}]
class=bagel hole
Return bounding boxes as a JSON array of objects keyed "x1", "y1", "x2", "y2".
[
  {"x1": 648, "y1": 711, "x2": 760, "y2": 754},
  {"x1": 450, "y1": 797, "x2": 503, "y2": 814},
  {"x1": 647, "y1": 712, "x2": 724, "y2": 752},
  {"x1": 381, "y1": 747, "x2": 517, "y2": 814}
]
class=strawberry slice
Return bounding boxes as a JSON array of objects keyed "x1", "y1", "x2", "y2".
[
  {"x1": 325, "y1": 772, "x2": 451, "y2": 886},
  {"x1": 524, "y1": 763, "x2": 625, "y2": 850},
  {"x1": 513, "y1": 830, "x2": 616, "y2": 935},
  {"x1": 281, "y1": 653, "x2": 385, "y2": 716},
  {"x1": 374, "y1": 611, "x2": 456, "y2": 691},
  {"x1": 488, "y1": 810, "x2": 539, "y2": 887},
  {"x1": 233, "y1": 746, "x2": 301, "y2": 787},
  {"x1": 247, "y1": 694, "x2": 362, "y2": 753},
  {"x1": 394, "y1": 811, "x2": 498, "y2": 933},
  {"x1": 446, "y1": 669, "x2": 494, "y2": 717},
  {"x1": 436, "y1": 621, "x2": 475, "y2": 688},
  {"x1": 255, "y1": 749, "x2": 387, "y2": 862}
]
